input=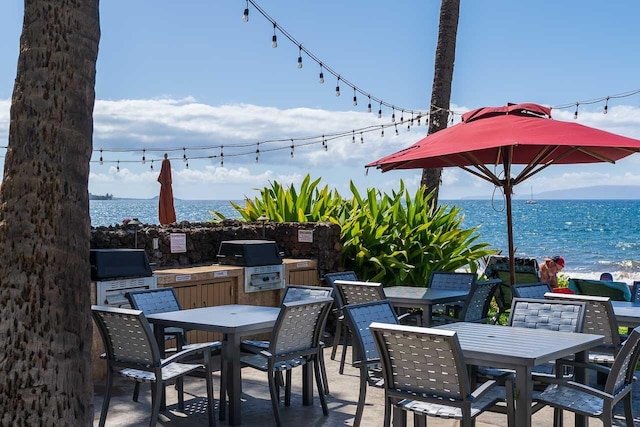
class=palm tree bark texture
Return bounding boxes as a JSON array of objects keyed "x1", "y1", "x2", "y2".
[
  {"x1": 421, "y1": 0, "x2": 460, "y2": 205},
  {"x1": 0, "y1": 1, "x2": 100, "y2": 425}
]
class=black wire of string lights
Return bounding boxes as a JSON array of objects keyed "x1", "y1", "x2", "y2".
[
  {"x1": 242, "y1": 0, "x2": 455, "y2": 121},
  {"x1": 551, "y1": 88, "x2": 640, "y2": 120}
]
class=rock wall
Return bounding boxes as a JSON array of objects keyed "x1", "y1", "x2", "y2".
[{"x1": 90, "y1": 220, "x2": 342, "y2": 276}]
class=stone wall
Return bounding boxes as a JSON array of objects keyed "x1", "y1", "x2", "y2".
[{"x1": 90, "y1": 220, "x2": 342, "y2": 275}]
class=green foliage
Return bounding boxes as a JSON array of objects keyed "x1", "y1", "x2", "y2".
[{"x1": 218, "y1": 174, "x2": 496, "y2": 287}]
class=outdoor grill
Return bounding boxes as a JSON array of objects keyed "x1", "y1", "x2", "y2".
[
  {"x1": 217, "y1": 240, "x2": 285, "y2": 293},
  {"x1": 90, "y1": 249, "x2": 157, "y2": 307}
]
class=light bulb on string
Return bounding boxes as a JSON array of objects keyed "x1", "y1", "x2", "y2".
[
  {"x1": 183, "y1": 147, "x2": 187, "y2": 162},
  {"x1": 352, "y1": 130, "x2": 355, "y2": 143},
  {"x1": 395, "y1": 124, "x2": 399, "y2": 136},
  {"x1": 319, "y1": 63, "x2": 324, "y2": 84},
  {"x1": 99, "y1": 149, "x2": 103, "y2": 165},
  {"x1": 242, "y1": 0, "x2": 249, "y2": 22},
  {"x1": 410, "y1": 113, "x2": 414, "y2": 127},
  {"x1": 353, "y1": 88, "x2": 357, "y2": 106},
  {"x1": 335, "y1": 77, "x2": 341, "y2": 97},
  {"x1": 574, "y1": 103, "x2": 579, "y2": 120},
  {"x1": 256, "y1": 145, "x2": 260, "y2": 163},
  {"x1": 220, "y1": 145, "x2": 224, "y2": 167},
  {"x1": 360, "y1": 132, "x2": 364, "y2": 144},
  {"x1": 367, "y1": 96, "x2": 372, "y2": 113},
  {"x1": 450, "y1": 113, "x2": 454, "y2": 125},
  {"x1": 297, "y1": 46, "x2": 303, "y2": 69},
  {"x1": 400, "y1": 110, "x2": 404, "y2": 124},
  {"x1": 391, "y1": 107, "x2": 396, "y2": 122},
  {"x1": 417, "y1": 115, "x2": 421, "y2": 126},
  {"x1": 141, "y1": 148, "x2": 146, "y2": 165},
  {"x1": 290, "y1": 139, "x2": 294, "y2": 158},
  {"x1": 604, "y1": 97, "x2": 609, "y2": 114},
  {"x1": 116, "y1": 161, "x2": 120, "y2": 172},
  {"x1": 150, "y1": 160, "x2": 154, "y2": 171},
  {"x1": 185, "y1": 161, "x2": 189, "y2": 169},
  {"x1": 380, "y1": 125, "x2": 384, "y2": 137},
  {"x1": 378, "y1": 102, "x2": 382, "y2": 119},
  {"x1": 272, "y1": 23, "x2": 278, "y2": 48}
]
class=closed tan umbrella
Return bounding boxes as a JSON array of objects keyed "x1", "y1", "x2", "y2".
[{"x1": 158, "y1": 153, "x2": 176, "y2": 225}]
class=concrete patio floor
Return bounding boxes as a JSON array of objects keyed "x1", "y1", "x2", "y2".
[{"x1": 93, "y1": 347, "x2": 640, "y2": 426}]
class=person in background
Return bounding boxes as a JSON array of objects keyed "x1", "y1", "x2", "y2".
[
  {"x1": 599, "y1": 272, "x2": 614, "y2": 281},
  {"x1": 539, "y1": 255, "x2": 565, "y2": 288}
]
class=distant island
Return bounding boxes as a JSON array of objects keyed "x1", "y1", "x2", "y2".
[{"x1": 89, "y1": 193, "x2": 113, "y2": 200}]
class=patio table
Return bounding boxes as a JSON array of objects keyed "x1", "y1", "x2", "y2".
[
  {"x1": 146, "y1": 304, "x2": 309, "y2": 426},
  {"x1": 612, "y1": 301, "x2": 640, "y2": 328},
  {"x1": 383, "y1": 286, "x2": 468, "y2": 326},
  {"x1": 433, "y1": 322, "x2": 603, "y2": 427}
]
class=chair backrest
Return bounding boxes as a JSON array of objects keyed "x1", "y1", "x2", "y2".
[
  {"x1": 511, "y1": 282, "x2": 552, "y2": 299},
  {"x1": 428, "y1": 271, "x2": 477, "y2": 291},
  {"x1": 604, "y1": 326, "x2": 640, "y2": 396},
  {"x1": 322, "y1": 271, "x2": 359, "y2": 308},
  {"x1": 508, "y1": 298, "x2": 587, "y2": 332},
  {"x1": 484, "y1": 255, "x2": 541, "y2": 312},
  {"x1": 333, "y1": 280, "x2": 386, "y2": 306},
  {"x1": 544, "y1": 292, "x2": 621, "y2": 349},
  {"x1": 458, "y1": 279, "x2": 501, "y2": 323},
  {"x1": 342, "y1": 300, "x2": 399, "y2": 367},
  {"x1": 282, "y1": 284, "x2": 333, "y2": 304},
  {"x1": 569, "y1": 278, "x2": 631, "y2": 301},
  {"x1": 631, "y1": 281, "x2": 640, "y2": 302},
  {"x1": 269, "y1": 298, "x2": 334, "y2": 357},
  {"x1": 126, "y1": 287, "x2": 182, "y2": 314},
  {"x1": 370, "y1": 322, "x2": 471, "y2": 403},
  {"x1": 91, "y1": 305, "x2": 160, "y2": 367}
]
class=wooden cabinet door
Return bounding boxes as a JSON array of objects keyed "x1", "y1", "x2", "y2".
[{"x1": 197, "y1": 280, "x2": 236, "y2": 342}]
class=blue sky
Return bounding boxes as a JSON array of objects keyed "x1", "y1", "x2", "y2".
[{"x1": 1, "y1": 0, "x2": 640, "y2": 200}]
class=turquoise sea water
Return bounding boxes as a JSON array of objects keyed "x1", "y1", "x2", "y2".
[{"x1": 90, "y1": 199, "x2": 640, "y2": 280}]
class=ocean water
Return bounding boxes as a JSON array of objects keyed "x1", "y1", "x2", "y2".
[{"x1": 90, "y1": 198, "x2": 640, "y2": 282}]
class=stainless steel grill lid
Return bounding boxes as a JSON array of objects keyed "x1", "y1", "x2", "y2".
[
  {"x1": 90, "y1": 249, "x2": 153, "y2": 280},
  {"x1": 216, "y1": 240, "x2": 282, "y2": 267}
]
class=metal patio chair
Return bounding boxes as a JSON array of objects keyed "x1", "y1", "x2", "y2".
[
  {"x1": 322, "y1": 271, "x2": 359, "y2": 366},
  {"x1": 370, "y1": 322, "x2": 515, "y2": 427},
  {"x1": 240, "y1": 298, "x2": 334, "y2": 427},
  {"x1": 92, "y1": 305, "x2": 217, "y2": 427},
  {"x1": 341, "y1": 300, "x2": 399, "y2": 427},
  {"x1": 533, "y1": 326, "x2": 640, "y2": 427},
  {"x1": 433, "y1": 278, "x2": 501, "y2": 324},
  {"x1": 332, "y1": 279, "x2": 386, "y2": 374},
  {"x1": 241, "y1": 284, "x2": 333, "y2": 394},
  {"x1": 428, "y1": 271, "x2": 477, "y2": 317},
  {"x1": 126, "y1": 287, "x2": 222, "y2": 408}
]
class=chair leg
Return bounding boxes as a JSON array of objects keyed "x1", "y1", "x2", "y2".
[
  {"x1": 623, "y1": 394, "x2": 634, "y2": 427},
  {"x1": 219, "y1": 354, "x2": 227, "y2": 422},
  {"x1": 284, "y1": 370, "x2": 292, "y2": 407},
  {"x1": 267, "y1": 368, "x2": 282, "y2": 427},
  {"x1": 132, "y1": 382, "x2": 140, "y2": 402},
  {"x1": 177, "y1": 377, "x2": 185, "y2": 410},
  {"x1": 414, "y1": 413, "x2": 426, "y2": 427},
  {"x1": 331, "y1": 319, "x2": 342, "y2": 360},
  {"x1": 353, "y1": 366, "x2": 368, "y2": 427},
  {"x1": 553, "y1": 408, "x2": 563, "y2": 427},
  {"x1": 314, "y1": 358, "x2": 329, "y2": 416},
  {"x1": 339, "y1": 328, "x2": 349, "y2": 375},
  {"x1": 99, "y1": 371, "x2": 114, "y2": 427},
  {"x1": 318, "y1": 345, "x2": 330, "y2": 395},
  {"x1": 150, "y1": 379, "x2": 163, "y2": 427}
]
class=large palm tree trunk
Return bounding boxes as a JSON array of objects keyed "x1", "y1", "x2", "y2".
[
  {"x1": 0, "y1": 1, "x2": 100, "y2": 424},
  {"x1": 421, "y1": 0, "x2": 460, "y2": 203}
]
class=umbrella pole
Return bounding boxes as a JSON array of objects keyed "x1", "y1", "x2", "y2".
[{"x1": 503, "y1": 148, "x2": 517, "y2": 286}]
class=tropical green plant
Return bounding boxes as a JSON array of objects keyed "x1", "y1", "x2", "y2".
[{"x1": 217, "y1": 175, "x2": 496, "y2": 287}]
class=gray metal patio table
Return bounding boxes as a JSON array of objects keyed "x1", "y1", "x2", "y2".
[
  {"x1": 433, "y1": 322, "x2": 603, "y2": 427},
  {"x1": 147, "y1": 304, "x2": 298, "y2": 426},
  {"x1": 383, "y1": 286, "x2": 468, "y2": 326},
  {"x1": 612, "y1": 301, "x2": 640, "y2": 328}
]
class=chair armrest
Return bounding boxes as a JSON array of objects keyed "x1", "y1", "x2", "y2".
[
  {"x1": 161, "y1": 342, "x2": 219, "y2": 366},
  {"x1": 534, "y1": 376, "x2": 614, "y2": 400},
  {"x1": 556, "y1": 358, "x2": 612, "y2": 375},
  {"x1": 470, "y1": 379, "x2": 499, "y2": 400}
]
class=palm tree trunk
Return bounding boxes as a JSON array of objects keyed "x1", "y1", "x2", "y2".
[
  {"x1": 0, "y1": 1, "x2": 100, "y2": 425},
  {"x1": 420, "y1": 0, "x2": 460, "y2": 204}
]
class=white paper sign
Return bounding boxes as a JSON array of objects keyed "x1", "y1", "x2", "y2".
[
  {"x1": 298, "y1": 229, "x2": 313, "y2": 243},
  {"x1": 170, "y1": 233, "x2": 187, "y2": 253}
]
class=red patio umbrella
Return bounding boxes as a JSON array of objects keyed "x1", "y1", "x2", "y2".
[
  {"x1": 367, "y1": 103, "x2": 640, "y2": 285},
  {"x1": 158, "y1": 153, "x2": 176, "y2": 225}
]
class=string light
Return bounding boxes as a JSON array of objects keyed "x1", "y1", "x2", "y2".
[
  {"x1": 367, "y1": 96, "x2": 372, "y2": 113},
  {"x1": 150, "y1": 160, "x2": 154, "y2": 171},
  {"x1": 318, "y1": 63, "x2": 324, "y2": 84},
  {"x1": 141, "y1": 148, "x2": 146, "y2": 165},
  {"x1": 353, "y1": 88, "x2": 357, "y2": 106},
  {"x1": 574, "y1": 103, "x2": 579, "y2": 120},
  {"x1": 297, "y1": 46, "x2": 303, "y2": 69},
  {"x1": 99, "y1": 149, "x2": 103, "y2": 165},
  {"x1": 395, "y1": 124, "x2": 399, "y2": 136},
  {"x1": 290, "y1": 139, "x2": 294, "y2": 158},
  {"x1": 380, "y1": 125, "x2": 384, "y2": 137},
  {"x1": 116, "y1": 161, "x2": 120, "y2": 172},
  {"x1": 352, "y1": 130, "x2": 355, "y2": 143},
  {"x1": 378, "y1": 102, "x2": 382, "y2": 119},
  {"x1": 183, "y1": 147, "x2": 187, "y2": 162},
  {"x1": 242, "y1": 0, "x2": 249, "y2": 22},
  {"x1": 220, "y1": 145, "x2": 224, "y2": 167},
  {"x1": 391, "y1": 107, "x2": 396, "y2": 123},
  {"x1": 335, "y1": 76, "x2": 340, "y2": 97},
  {"x1": 604, "y1": 97, "x2": 609, "y2": 114},
  {"x1": 400, "y1": 110, "x2": 404, "y2": 124},
  {"x1": 271, "y1": 23, "x2": 277, "y2": 48},
  {"x1": 255, "y1": 143, "x2": 260, "y2": 162},
  {"x1": 360, "y1": 132, "x2": 364, "y2": 144}
]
